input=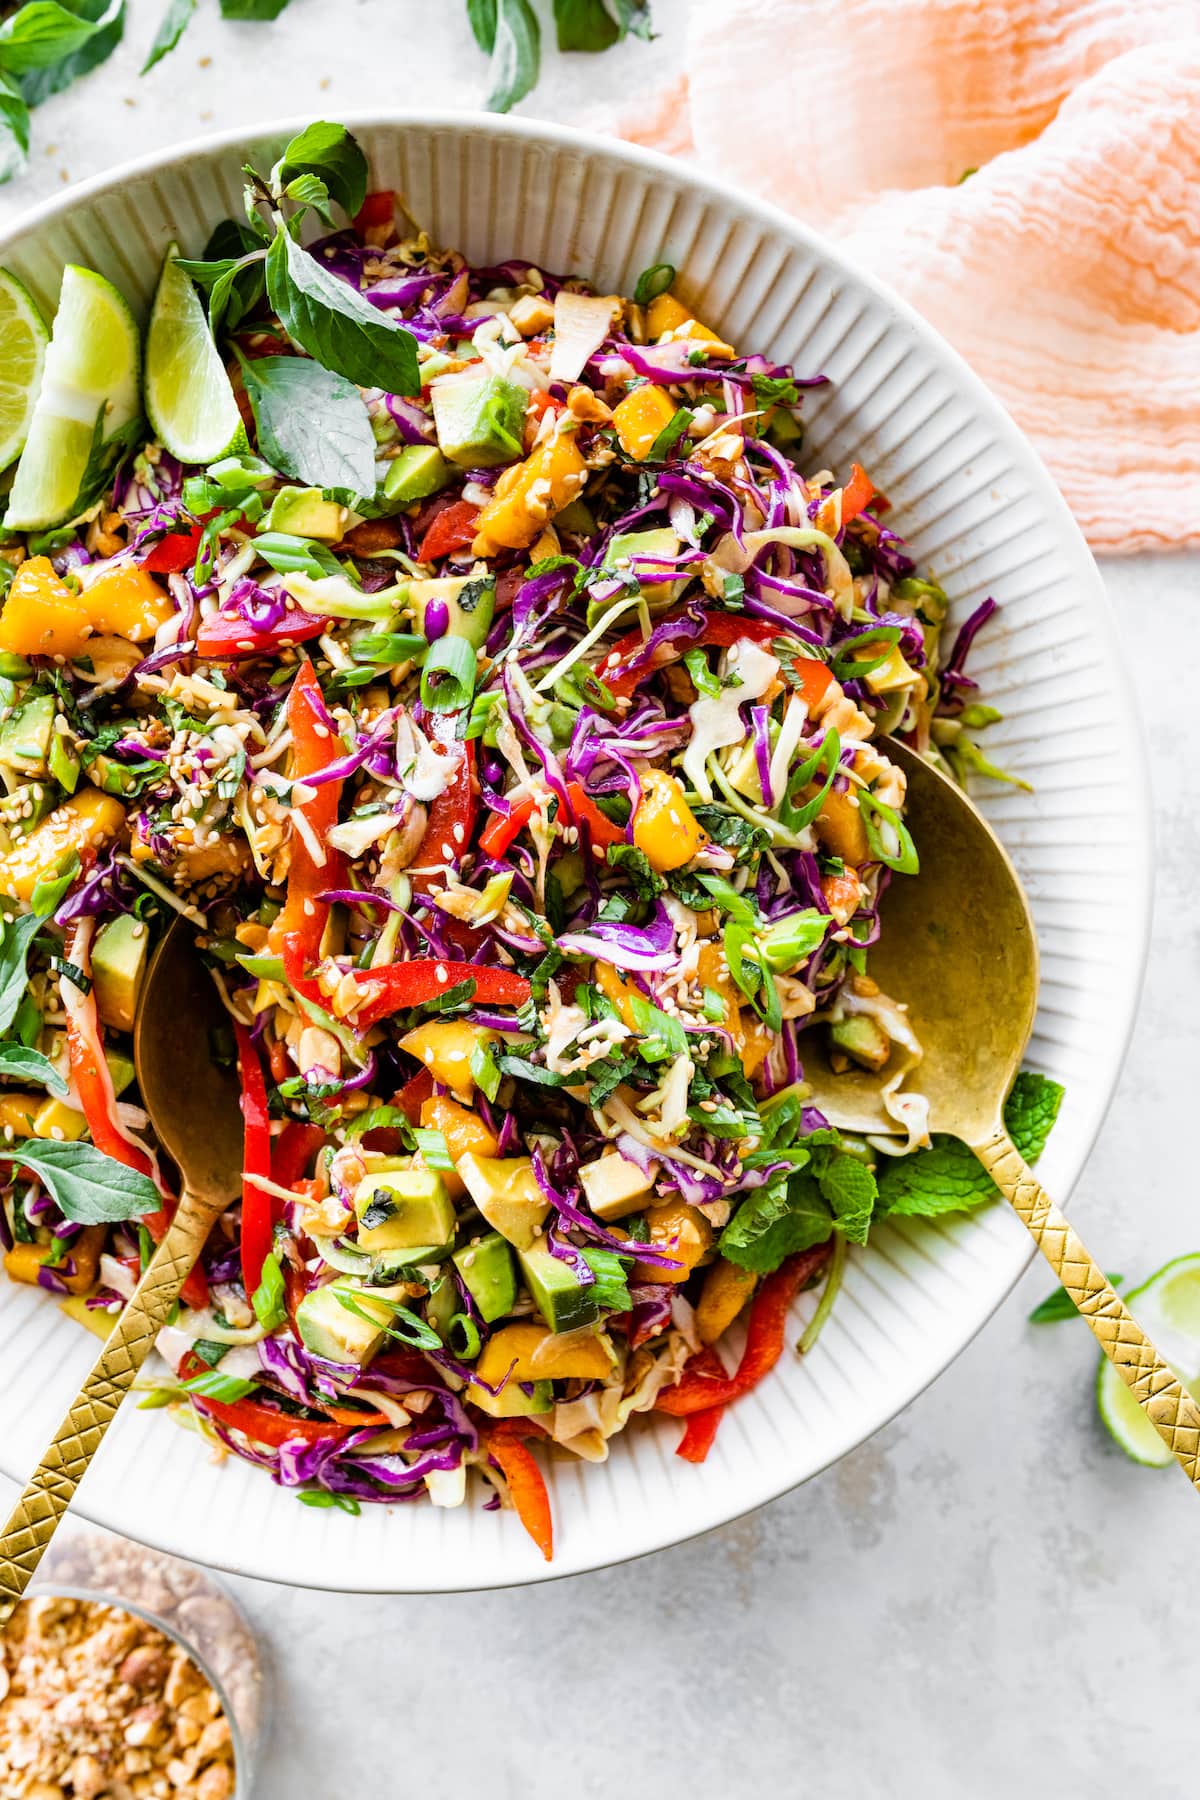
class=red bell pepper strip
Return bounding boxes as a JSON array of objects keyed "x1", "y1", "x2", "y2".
[
  {"x1": 418, "y1": 499, "x2": 481, "y2": 563},
  {"x1": 676, "y1": 1403, "x2": 726, "y2": 1463},
  {"x1": 62, "y1": 926, "x2": 209, "y2": 1310},
  {"x1": 140, "y1": 522, "x2": 205, "y2": 574},
  {"x1": 234, "y1": 1022, "x2": 273, "y2": 1297},
  {"x1": 839, "y1": 462, "x2": 876, "y2": 526},
  {"x1": 179, "y1": 1349, "x2": 390, "y2": 1441},
  {"x1": 488, "y1": 1420, "x2": 553, "y2": 1561},
  {"x1": 271, "y1": 1120, "x2": 326, "y2": 1192},
  {"x1": 411, "y1": 712, "x2": 478, "y2": 889},
  {"x1": 269, "y1": 659, "x2": 345, "y2": 999},
  {"x1": 195, "y1": 608, "x2": 329, "y2": 659},
  {"x1": 478, "y1": 793, "x2": 537, "y2": 858},
  {"x1": 351, "y1": 959, "x2": 531, "y2": 1031},
  {"x1": 564, "y1": 780, "x2": 625, "y2": 851},
  {"x1": 597, "y1": 606, "x2": 786, "y2": 702},
  {"x1": 394, "y1": 1068, "x2": 437, "y2": 1125},
  {"x1": 654, "y1": 1244, "x2": 832, "y2": 1418},
  {"x1": 354, "y1": 189, "x2": 395, "y2": 232}
]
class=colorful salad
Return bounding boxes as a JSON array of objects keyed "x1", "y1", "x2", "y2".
[{"x1": 0, "y1": 124, "x2": 1023, "y2": 1559}]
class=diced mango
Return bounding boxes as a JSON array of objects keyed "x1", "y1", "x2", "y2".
[
  {"x1": 645, "y1": 292, "x2": 734, "y2": 356},
  {"x1": 81, "y1": 564, "x2": 175, "y2": 642},
  {"x1": 740, "y1": 1014, "x2": 775, "y2": 1081},
  {"x1": 612, "y1": 385, "x2": 677, "y2": 461},
  {"x1": 78, "y1": 635, "x2": 143, "y2": 686},
  {"x1": 474, "y1": 1321, "x2": 614, "y2": 1384},
  {"x1": 696, "y1": 942, "x2": 740, "y2": 1037},
  {"x1": 0, "y1": 557, "x2": 91, "y2": 659},
  {"x1": 696, "y1": 1257, "x2": 757, "y2": 1343},
  {"x1": 644, "y1": 1200, "x2": 713, "y2": 1284},
  {"x1": 472, "y1": 432, "x2": 588, "y2": 556},
  {"x1": 419, "y1": 1093, "x2": 500, "y2": 1198},
  {"x1": 632, "y1": 768, "x2": 708, "y2": 872},
  {"x1": 4, "y1": 1224, "x2": 105, "y2": 1295},
  {"x1": 814, "y1": 785, "x2": 869, "y2": 865},
  {"x1": 400, "y1": 1019, "x2": 492, "y2": 1097},
  {"x1": 0, "y1": 787, "x2": 126, "y2": 903},
  {"x1": 593, "y1": 960, "x2": 642, "y2": 1031},
  {"x1": 33, "y1": 1096, "x2": 88, "y2": 1142},
  {"x1": 0, "y1": 1093, "x2": 40, "y2": 1137}
]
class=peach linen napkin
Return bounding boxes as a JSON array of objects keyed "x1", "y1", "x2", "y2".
[{"x1": 615, "y1": 0, "x2": 1200, "y2": 554}]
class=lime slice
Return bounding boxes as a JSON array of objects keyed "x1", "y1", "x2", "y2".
[
  {"x1": 1096, "y1": 1254, "x2": 1200, "y2": 1467},
  {"x1": 3, "y1": 265, "x2": 140, "y2": 532},
  {"x1": 0, "y1": 268, "x2": 49, "y2": 473},
  {"x1": 144, "y1": 243, "x2": 244, "y2": 465}
]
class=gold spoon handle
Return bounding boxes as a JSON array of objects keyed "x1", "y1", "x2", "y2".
[
  {"x1": 0, "y1": 1189, "x2": 215, "y2": 1624},
  {"x1": 973, "y1": 1128, "x2": 1200, "y2": 1488}
]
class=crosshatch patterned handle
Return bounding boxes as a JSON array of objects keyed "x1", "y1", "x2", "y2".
[
  {"x1": 0, "y1": 1189, "x2": 217, "y2": 1624},
  {"x1": 974, "y1": 1129, "x2": 1200, "y2": 1490}
]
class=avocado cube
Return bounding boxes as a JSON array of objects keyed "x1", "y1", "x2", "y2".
[
  {"x1": 265, "y1": 486, "x2": 347, "y2": 541},
  {"x1": 0, "y1": 695, "x2": 57, "y2": 777},
  {"x1": 295, "y1": 1279, "x2": 407, "y2": 1366},
  {"x1": 383, "y1": 444, "x2": 453, "y2": 507},
  {"x1": 578, "y1": 1151, "x2": 655, "y2": 1222},
  {"x1": 407, "y1": 574, "x2": 495, "y2": 652},
  {"x1": 456, "y1": 1154, "x2": 550, "y2": 1251},
  {"x1": 353, "y1": 1162, "x2": 455, "y2": 1255},
  {"x1": 453, "y1": 1230, "x2": 517, "y2": 1324},
  {"x1": 105, "y1": 1047, "x2": 136, "y2": 1097},
  {"x1": 519, "y1": 1245, "x2": 601, "y2": 1335},
  {"x1": 602, "y1": 528, "x2": 683, "y2": 611},
  {"x1": 829, "y1": 1013, "x2": 891, "y2": 1072},
  {"x1": 91, "y1": 914, "x2": 150, "y2": 1035},
  {"x1": 430, "y1": 372, "x2": 526, "y2": 468},
  {"x1": 465, "y1": 1375, "x2": 554, "y2": 1419},
  {"x1": 426, "y1": 1269, "x2": 459, "y2": 1340}
]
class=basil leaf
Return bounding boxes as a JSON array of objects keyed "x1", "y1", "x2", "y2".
[
  {"x1": 0, "y1": 0, "x2": 121, "y2": 75},
  {"x1": 0, "y1": 73, "x2": 30, "y2": 183},
  {"x1": 0, "y1": 1043, "x2": 68, "y2": 1096},
  {"x1": 553, "y1": 0, "x2": 620, "y2": 52},
  {"x1": 237, "y1": 353, "x2": 376, "y2": 494},
  {"x1": 265, "y1": 227, "x2": 419, "y2": 394},
  {"x1": 0, "y1": 1139, "x2": 160, "y2": 1223},
  {"x1": 218, "y1": 0, "x2": 290, "y2": 16},
  {"x1": 0, "y1": 912, "x2": 42, "y2": 1039},
  {"x1": 608, "y1": 0, "x2": 652, "y2": 36},
  {"x1": 12, "y1": 0, "x2": 123, "y2": 107},
  {"x1": 141, "y1": 0, "x2": 194, "y2": 71},
  {"x1": 466, "y1": 0, "x2": 496, "y2": 50},
  {"x1": 482, "y1": 0, "x2": 539, "y2": 113},
  {"x1": 277, "y1": 119, "x2": 367, "y2": 221}
]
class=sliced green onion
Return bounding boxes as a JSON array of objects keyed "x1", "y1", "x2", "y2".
[
  {"x1": 253, "y1": 532, "x2": 347, "y2": 581},
  {"x1": 829, "y1": 625, "x2": 904, "y2": 683},
  {"x1": 420, "y1": 634, "x2": 477, "y2": 712},
  {"x1": 447, "y1": 1313, "x2": 482, "y2": 1360},
  {"x1": 351, "y1": 631, "x2": 426, "y2": 665},
  {"x1": 857, "y1": 789, "x2": 920, "y2": 874},
  {"x1": 777, "y1": 729, "x2": 842, "y2": 835},
  {"x1": 633, "y1": 261, "x2": 675, "y2": 306},
  {"x1": 412, "y1": 1127, "x2": 453, "y2": 1172}
]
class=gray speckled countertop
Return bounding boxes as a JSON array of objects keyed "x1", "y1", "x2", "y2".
[{"x1": 1, "y1": 7, "x2": 1195, "y2": 1794}]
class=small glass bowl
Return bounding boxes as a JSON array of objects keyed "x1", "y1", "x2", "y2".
[{"x1": 25, "y1": 1523, "x2": 269, "y2": 1796}]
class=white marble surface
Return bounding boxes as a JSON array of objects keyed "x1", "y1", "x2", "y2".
[{"x1": 2, "y1": 7, "x2": 1197, "y2": 1795}]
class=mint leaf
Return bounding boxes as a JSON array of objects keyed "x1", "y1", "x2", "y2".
[
  {"x1": 878, "y1": 1071, "x2": 1065, "y2": 1220},
  {"x1": 815, "y1": 1152, "x2": 876, "y2": 1246},
  {"x1": 720, "y1": 1173, "x2": 833, "y2": 1274},
  {"x1": 0, "y1": 1139, "x2": 160, "y2": 1224},
  {"x1": 277, "y1": 120, "x2": 367, "y2": 221},
  {"x1": 237, "y1": 353, "x2": 376, "y2": 494},
  {"x1": 265, "y1": 228, "x2": 419, "y2": 394},
  {"x1": 142, "y1": 0, "x2": 194, "y2": 72},
  {"x1": 0, "y1": 1043, "x2": 68, "y2": 1096}
]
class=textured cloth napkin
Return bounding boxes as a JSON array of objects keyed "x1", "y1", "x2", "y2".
[{"x1": 615, "y1": 0, "x2": 1200, "y2": 554}]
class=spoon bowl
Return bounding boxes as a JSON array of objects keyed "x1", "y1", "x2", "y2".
[{"x1": 805, "y1": 742, "x2": 1200, "y2": 1493}]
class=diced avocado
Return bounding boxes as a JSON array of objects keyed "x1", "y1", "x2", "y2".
[
  {"x1": 553, "y1": 497, "x2": 595, "y2": 536},
  {"x1": 382, "y1": 444, "x2": 453, "y2": 507},
  {"x1": 32, "y1": 1096, "x2": 87, "y2": 1141},
  {"x1": 426, "y1": 1269, "x2": 459, "y2": 1340},
  {"x1": 578, "y1": 1151, "x2": 655, "y2": 1223},
  {"x1": 466, "y1": 1374, "x2": 553, "y2": 1419},
  {"x1": 105, "y1": 1047, "x2": 136, "y2": 1097},
  {"x1": 602, "y1": 527, "x2": 682, "y2": 611},
  {"x1": 265, "y1": 486, "x2": 346, "y2": 541},
  {"x1": 457, "y1": 1153, "x2": 550, "y2": 1251},
  {"x1": 0, "y1": 695, "x2": 57, "y2": 777},
  {"x1": 724, "y1": 736, "x2": 764, "y2": 803},
  {"x1": 407, "y1": 574, "x2": 495, "y2": 651},
  {"x1": 430, "y1": 371, "x2": 526, "y2": 468},
  {"x1": 0, "y1": 781, "x2": 57, "y2": 838},
  {"x1": 416, "y1": 347, "x2": 458, "y2": 385},
  {"x1": 353, "y1": 1161, "x2": 456, "y2": 1255},
  {"x1": 830, "y1": 1013, "x2": 891, "y2": 1072},
  {"x1": 519, "y1": 1244, "x2": 600, "y2": 1335},
  {"x1": 91, "y1": 914, "x2": 150, "y2": 1034},
  {"x1": 764, "y1": 405, "x2": 804, "y2": 449},
  {"x1": 295, "y1": 1278, "x2": 408, "y2": 1366},
  {"x1": 453, "y1": 1230, "x2": 517, "y2": 1324}
]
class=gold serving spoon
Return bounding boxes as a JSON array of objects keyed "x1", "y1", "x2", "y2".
[
  {"x1": 803, "y1": 739, "x2": 1200, "y2": 1489},
  {"x1": 0, "y1": 918, "x2": 243, "y2": 1623}
]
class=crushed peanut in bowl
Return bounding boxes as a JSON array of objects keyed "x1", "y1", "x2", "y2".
[{"x1": 0, "y1": 1594, "x2": 236, "y2": 1800}]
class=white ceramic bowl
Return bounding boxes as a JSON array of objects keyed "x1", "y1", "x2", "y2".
[{"x1": 0, "y1": 113, "x2": 1149, "y2": 1591}]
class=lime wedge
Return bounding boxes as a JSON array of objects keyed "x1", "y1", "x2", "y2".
[
  {"x1": 3, "y1": 265, "x2": 140, "y2": 532},
  {"x1": 0, "y1": 268, "x2": 49, "y2": 473},
  {"x1": 1096, "y1": 1254, "x2": 1200, "y2": 1467},
  {"x1": 144, "y1": 243, "x2": 244, "y2": 465}
]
